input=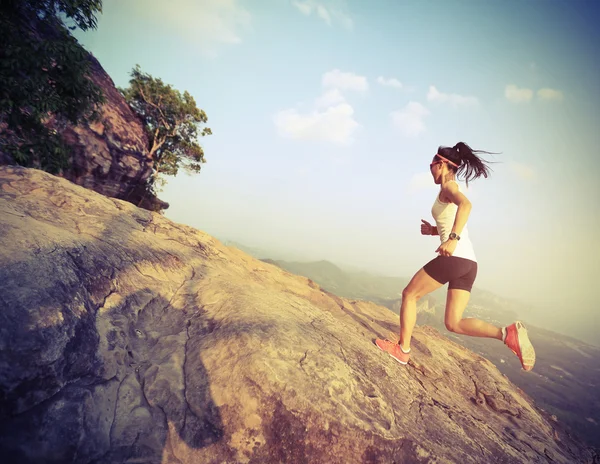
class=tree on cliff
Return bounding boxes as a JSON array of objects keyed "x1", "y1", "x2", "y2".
[
  {"x1": 0, "y1": 0, "x2": 105, "y2": 173},
  {"x1": 119, "y1": 65, "x2": 212, "y2": 192}
]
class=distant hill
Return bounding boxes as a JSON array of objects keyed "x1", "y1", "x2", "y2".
[
  {"x1": 260, "y1": 259, "x2": 408, "y2": 301},
  {"x1": 222, "y1": 240, "x2": 275, "y2": 260}
]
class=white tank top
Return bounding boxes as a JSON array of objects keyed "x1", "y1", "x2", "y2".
[{"x1": 431, "y1": 181, "x2": 477, "y2": 262}]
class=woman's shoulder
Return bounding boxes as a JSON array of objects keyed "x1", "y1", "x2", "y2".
[{"x1": 439, "y1": 180, "x2": 462, "y2": 203}]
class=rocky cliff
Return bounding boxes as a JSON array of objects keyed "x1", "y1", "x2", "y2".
[
  {"x1": 56, "y1": 54, "x2": 169, "y2": 211},
  {"x1": 0, "y1": 166, "x2": 596, "y2": 464},
  {"x1": 1, "y1": 52, "x2": 166, "y2": 211}
]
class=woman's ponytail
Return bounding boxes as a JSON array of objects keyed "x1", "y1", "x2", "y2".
[{"x1": 438, "y1": 142, "x2": 497, "y2": 187}]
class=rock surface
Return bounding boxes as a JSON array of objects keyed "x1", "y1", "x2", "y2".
[{"x1": 0, "y1": 166, "x2": 596, "y2": 464}]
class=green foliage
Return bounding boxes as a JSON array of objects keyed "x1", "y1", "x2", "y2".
[
  {"x1": 119, "y1": 65, "x2": 211, "y2": 192},
  {"x1": 0, "y1": 0, "x2": 105, "y2": 173}
]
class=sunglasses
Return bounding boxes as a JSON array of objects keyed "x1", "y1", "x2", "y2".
[{"x1": 429, "y1": 161, "x2": 443, "y2": 169}]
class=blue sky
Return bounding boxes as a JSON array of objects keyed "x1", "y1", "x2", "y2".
[{"x1": 75, "y1": 0, "x2": 600, "y2": 342}]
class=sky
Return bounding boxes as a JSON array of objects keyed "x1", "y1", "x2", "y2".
[{"x1": 74, "y1": 0, "x2": 600, "y2": 343}]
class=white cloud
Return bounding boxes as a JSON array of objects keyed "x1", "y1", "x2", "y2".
[
  {"x1": 274, "y1": 103, "x2": 359, "y2": 144},
  {"x1": 391, "y1": 102, "x2": 430, "y2": 137},
  {"x1": 509, "y1": 161, "x2": 536, "y2": 180},
  {"x1": 427, "y1": 86, "x2": 479, "y2": 107},
  {"x1": 292, "y1": 0, "x2": 353, "y2": 29},
  {"x1": 537, "y1": 88, "x2": 564, "y2": 101},
  {"x1": 315, "y1": 88, "x2": 345, "y2": 108},
  {"x1": 274, "y1": 69, "x2": 366, "y2": 144},
  {"x1": 377, "y1": 76, "x2": 403, "y2": 89},
  {"x1": 322, "y1": 69, "x2": 368, "y2": 92},
  {"x1": 293, "y1": 1, "x2": 312, "y2": 15},
  {"x1": 135, "y1": 0, "x2": 251, "y2": 58},
  {"x1": 505, "y1": 84, "x2": 533, "y2": 103}
]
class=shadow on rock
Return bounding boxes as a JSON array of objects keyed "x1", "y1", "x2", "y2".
[
  {"x1": 0, "y1": 279, "x2": 224, "y2": 464},
  {"x1": 0, "y1": 170, "x2": 224, "y2": 463}
]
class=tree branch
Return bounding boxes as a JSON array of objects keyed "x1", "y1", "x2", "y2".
[
  {"x1": 138, "y1": 86, "x2": 171, "y2": 131},
  {"x1": 149, "y1": 133, "x2": 166, "y2": 158}
]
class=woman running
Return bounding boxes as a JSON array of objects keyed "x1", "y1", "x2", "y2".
[{"x1": 375, "y1": 142, "x2": 536, "y2": 371}]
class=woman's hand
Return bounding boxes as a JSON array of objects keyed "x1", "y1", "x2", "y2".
[
  {"x1": 436, "y1": 239, "x2": 457, "y2": 257},
  {"x1": 421, "y1": 219, "x2": 433, "y2": 235}
]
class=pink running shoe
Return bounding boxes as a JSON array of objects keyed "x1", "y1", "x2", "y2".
[
  {"x1": 375, "y1": 339, "x2": 410, "y2": 365},
  {"x1": 504, "y1": 321, "x2": 536, "y2": 371}
]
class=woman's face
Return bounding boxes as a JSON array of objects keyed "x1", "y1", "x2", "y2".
[{"x1": 430, "y1": 158, "x2": 444, "y2": 184}]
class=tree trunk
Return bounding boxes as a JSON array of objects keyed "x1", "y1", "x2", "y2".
[{"x1": 149, "y1": 134, "x2": 166, "y2": 159}]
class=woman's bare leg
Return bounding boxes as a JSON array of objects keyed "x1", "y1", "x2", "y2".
[
  {"x1": 399, "y1": 268, "x2": 444, "y2": 350},
  {"x1": 444, "y1": 289, "x2": 502, "y2": 339}
]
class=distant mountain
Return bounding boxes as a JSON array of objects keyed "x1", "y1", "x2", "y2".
[
  {"x1": 222, "y1": 240, "x2": 274, "y2": 260},
  {"x1": 222, "y1": 240, "x2": 373, "y2": 274},
  {"x1": 261, "y1": 259, "x2": 408, "y2": 301}
]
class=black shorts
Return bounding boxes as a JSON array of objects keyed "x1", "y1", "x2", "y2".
[{"x1": 423, "y1": 256, "x2": 478, "y2": 292}]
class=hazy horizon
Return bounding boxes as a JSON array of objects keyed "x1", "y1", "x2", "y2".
[{"x1": 74, "y1": 1, "x2": 600, "y2": 349}]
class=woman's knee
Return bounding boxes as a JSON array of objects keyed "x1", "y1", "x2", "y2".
[
  {"x1": 402, "y1": 287, "x2": 421, "y2": 301},
  {"x1": 445, "y1": 319, "x2": 461, "y2": 333}
]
